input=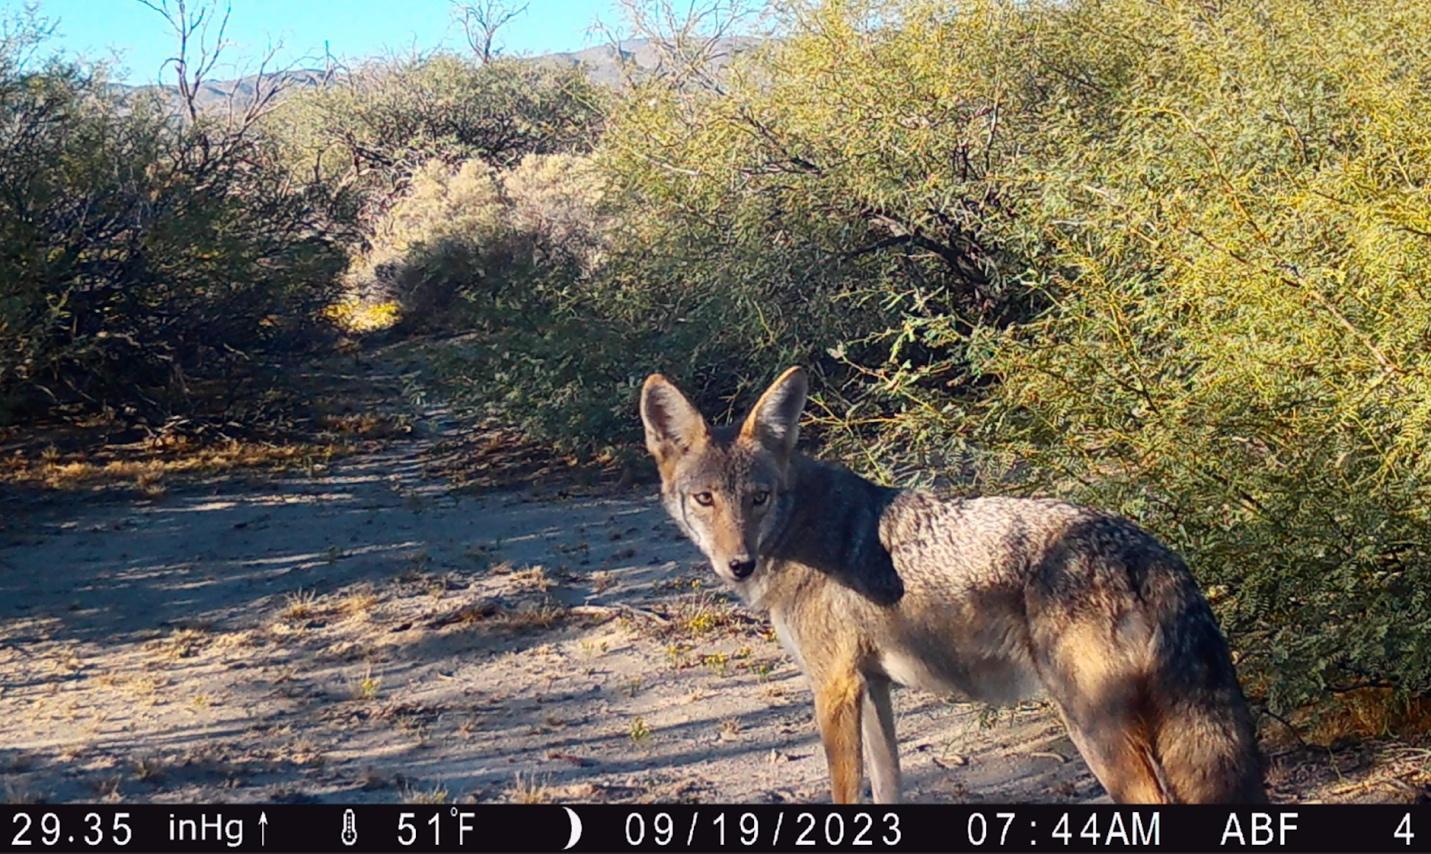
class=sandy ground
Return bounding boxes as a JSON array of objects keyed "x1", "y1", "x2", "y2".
[{"x1": 1, "y1": 363, "x2": 1425, "y2": 805}]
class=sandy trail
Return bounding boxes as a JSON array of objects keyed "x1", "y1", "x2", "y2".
[{"x1": 8, "y1": 361, "x2": 1406, "y2": 805}]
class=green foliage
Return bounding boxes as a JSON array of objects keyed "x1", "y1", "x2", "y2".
[
  {"x1": 0, "y1": 21, "x2": 347, "y2": 427},
  {"x1": 362, "y1": 148, "x2": 654, "y2": 444},
  {"x1": 434, "y1": 0, "x2": 1431, "y2": 709},
  {"x1": 959, "y1": 0, "x2": 1431, "y2": 710},
  {"x1": 460, "y1": 0, "x2": 1058, "y2": 465},
  {"x1": 0, "y1": 34, "x2": 606, "y2": 429}
]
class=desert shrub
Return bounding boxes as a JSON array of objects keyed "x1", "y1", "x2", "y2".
[
  {"x1": 503, "y1": 152, "x2": 613, "y2": 274},
  {"x1": 347, "y1": 152, "x2": 611, "y2": 332},
  {"x1": 434, "y1": 0, "x2": 1431, "y2": 710},
  {"x1": 443, "y1": 0, "x2": 1053, "y2": 461},
  {"x1": 354, "y1": 158, "x2": 508, "y2": 320},
  {"x1": 949, "y1": 0, "x2": 1431, "y2": 711},
  {"x1": 273, "y1": 55, "x2": 604, "y2": 230},
  {"x1": 0, "y1": 30, "x2": 347, "y2": 429},
  {"x1": 429, "y1": 136, "x2": 891, "y2": 451}
]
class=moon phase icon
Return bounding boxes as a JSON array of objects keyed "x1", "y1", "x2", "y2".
[{"x1": 562, "y1": 807, "x2": 583, "y2": 850}]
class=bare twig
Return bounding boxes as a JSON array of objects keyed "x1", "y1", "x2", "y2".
[
  {"x1": 137, "y1": 0, "x2": 305, "y2": 146},
  {"x1": 594, "y1": 0, "x2": 759, "y2": 92},
  {"x1": 452, "y1": 0, "x2": 528, "y2": 64},
  {"x1": 570, "y1": 603, "x2": 671, "y2": 626},
  {"x1": 137, "y1": 0, "x2": 232, "y2": 123}
]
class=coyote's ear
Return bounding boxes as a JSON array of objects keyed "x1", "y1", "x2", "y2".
[
  {"x1": 740, "y1": 366, "x2": 808, "y2": 461},
  {"x1": 640, "y1": 374, "x2": 709, "y2": 472}
]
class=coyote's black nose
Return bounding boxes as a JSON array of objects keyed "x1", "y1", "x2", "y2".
[{"x1": 728, "y1": 558, "x2": 756, "y2": 579}]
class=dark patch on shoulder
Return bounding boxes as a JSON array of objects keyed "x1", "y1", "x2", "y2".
[
  {"x1": 850, "y1": 514, "x2": 905, "y2": 606},
  {"x1": 771, "y1": 458, "x2": 905, "y2": 606}
]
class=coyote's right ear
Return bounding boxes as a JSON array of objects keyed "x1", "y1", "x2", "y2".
[{"x1": 640, "y1": 374, "x2": 708, "y2": 473}]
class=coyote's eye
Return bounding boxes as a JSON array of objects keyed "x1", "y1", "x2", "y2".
[
  {"x1": 751, "y1": 490, "x2": 770, "y2": 506},
  {"x1": 692, "y1": 491, "x2": 714, "y2": 507}
]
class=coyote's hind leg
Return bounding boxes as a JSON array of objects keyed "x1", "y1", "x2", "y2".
[{"x1": 1053, "y1": 699, "x2": 1169, "y2": 804}]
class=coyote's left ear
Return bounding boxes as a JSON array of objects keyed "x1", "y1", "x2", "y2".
[{"x1": 740, "y1": 366, "x2": 808, "y2": 461}]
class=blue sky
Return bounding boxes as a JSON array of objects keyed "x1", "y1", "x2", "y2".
[{"x1": 22, "y1": 0, "x2": 623, "y2": 83}]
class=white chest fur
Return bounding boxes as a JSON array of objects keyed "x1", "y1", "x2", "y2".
[{"x1": 768, "y1": 610, "x2": 806, "y2": 671}]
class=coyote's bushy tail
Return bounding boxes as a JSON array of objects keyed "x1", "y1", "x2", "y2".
[{"x1": 1147, "y1": 595, "x2": 1266, "y2": 803}]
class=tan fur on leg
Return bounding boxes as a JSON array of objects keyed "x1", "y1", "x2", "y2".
[{"x1": 813, "y1": 668, "x2": 864, "y2": 803}]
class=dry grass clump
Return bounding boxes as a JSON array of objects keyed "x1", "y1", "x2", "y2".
[
  {"x1": 509, "y1": 772, "x2": 554, "y2": 804},
  {"x1": 1289, "y1": 689, "x2": 1431, "y2": 748},
  {"x1": 508, "y1": 565, "x2": 556, "y2": 594},
  {"x1": 498, "y1": 601, "x2": 568, "y2": 632},
  {"x1": 400, "y1": 781, "x2": 449, "y2": 804},
  {"x1": 0, "y1": 440, "x2": 345, "y2": 493},
  {"x1": 315, "y1": 412, "x2": 412, "y2": 440},
  {"x1": 146, "y1": 627, "x2": 210, "y2": 661},
  {"x1": 338, "y1": 588, "x2": 381, "y2": 622},
  {"x1": 280, "y1": 589, "x2": 323, "y2": 622}
]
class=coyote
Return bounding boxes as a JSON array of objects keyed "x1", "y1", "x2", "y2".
[{"x1": 639, "y1": 367, "x2": 1265, "y2": 804}]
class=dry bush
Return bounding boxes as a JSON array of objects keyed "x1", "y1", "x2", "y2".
[
  {"x1": 503, "y1": 153, "x2": 613, "y2": 275},
  {"x1": 346, "y1": 153, "x2": 609, "y2": 332},
  {"x1": 0, "y1": 10, "x2": 347, "y2": 430}
]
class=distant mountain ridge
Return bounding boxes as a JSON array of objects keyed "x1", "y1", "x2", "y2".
[
  {"x1": 115, "y1": 37, "x2": 758, "y2": 113},
  {"x1": 533, "y1": 36, "x2": 759, "y2": 87}
]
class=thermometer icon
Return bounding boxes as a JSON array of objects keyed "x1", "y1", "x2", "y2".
[{"x1": 341, "y1": 809, "x2": 358, "y2": 847}]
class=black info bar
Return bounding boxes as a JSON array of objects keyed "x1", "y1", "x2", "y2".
[{"x1": 0, "y1": 804, "x2": 1423, "y2": 853}]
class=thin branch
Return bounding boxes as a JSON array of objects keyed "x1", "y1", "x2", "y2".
[
  {"x1": 452, "y1": 0, "x2": 528, "y2": 63},
  {"x1": 137, "y1": 0, "x2": 233, "y2": 123}
]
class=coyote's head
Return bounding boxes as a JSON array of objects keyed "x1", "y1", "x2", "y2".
[{"x1": 639, "y1": 367, "x2": 807, "y2": 587}]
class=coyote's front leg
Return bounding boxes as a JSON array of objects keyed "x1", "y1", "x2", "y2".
[
  {"x1": 861, "y1": 677, "x2": 901, "y2": 803},
  {"x1": 812, "y1": 666, "x2": 865, "y2": 803}
]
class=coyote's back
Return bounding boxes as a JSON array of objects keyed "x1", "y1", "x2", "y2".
[
  {"x1": 874, "y1": 492, "x2": 1265, "y2": 803},
  {"x1": 639, "y1": 365, "x2": 1265, "y2": 803}
]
